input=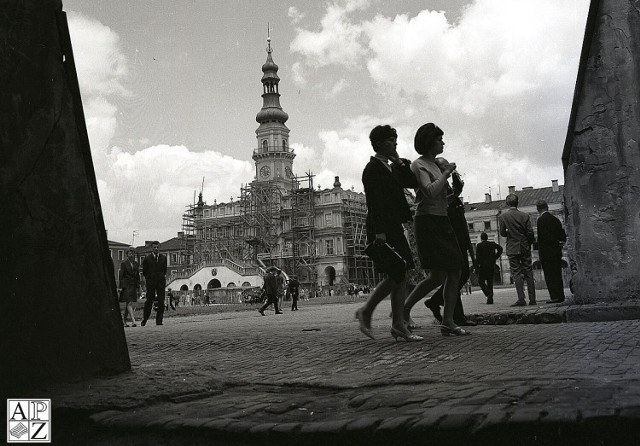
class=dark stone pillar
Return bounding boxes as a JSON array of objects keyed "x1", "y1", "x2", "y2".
[
  {"x1": 0, "y1": 0, "x2": 130, "y2": 392},
  {"x1": 563, "y1": 0, "x2": 640, "y2": 303}
]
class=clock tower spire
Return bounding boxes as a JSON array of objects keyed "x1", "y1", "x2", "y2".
[{"x1": 253, "y1": 35, "x2": 295, "y2": 185}]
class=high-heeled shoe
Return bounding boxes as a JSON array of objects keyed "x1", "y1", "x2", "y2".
[
  {"x1": 390, "y1": 326, "x2": 423, "y2": 342},
  {"x1": 440, "y1": 325, "x2": 471, "y2": 336},
  {"x1": 355, "y1": 309, "x2": 375, "y2": 340},
  {"x1": 406, "y1": 318, "x2": 421, "y2": 330}
]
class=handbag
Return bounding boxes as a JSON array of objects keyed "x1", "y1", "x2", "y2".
[{"x1": 364, "y1": 242, "x2": 407, "y2": 283}]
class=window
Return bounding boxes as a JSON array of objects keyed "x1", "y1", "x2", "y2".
[
  {"x1": 324, "y1": 212, "x2": 332, "y2": 227},
  {"x1": 118, "y1": 250, "x2": 124, "y2": 260},
  {"x1": 262, "y1": 140, "x2": 268, "y2": 151},
  {"x1": 468, "y1": 222, "x2": 474, "y2": 231},
  {"x1": 484, "y1": 221, "x2": 491, "y2": 231},
  {"x1": 171, "y1": 253, "x2": 178, "y2": 263},
  {"x1": 283, "y1": 140, "x2": 287, "y2": 150},
  {"x1": 325, "y1": 239, "x2": 334, "y2": 255}
]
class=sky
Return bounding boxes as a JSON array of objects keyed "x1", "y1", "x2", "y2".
[{"x1": 63, "y1": 0, "x2": 591, "y2": 245}]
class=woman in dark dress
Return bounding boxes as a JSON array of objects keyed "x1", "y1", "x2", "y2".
[
  {"x1": 403, "y1": 123, "x2": 470, "y2": 336},
  {"x1": 354, "y1": 125, "x2": 422, "y2": 342}
]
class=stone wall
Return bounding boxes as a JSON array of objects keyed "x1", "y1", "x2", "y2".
[
  {"x1": 0, "y1": 0, "x2": 130, "y2": 391},
  {"x1": 563, "y1": 0, "x2": 640, "y2": 302}
]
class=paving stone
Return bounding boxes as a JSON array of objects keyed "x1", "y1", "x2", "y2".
[{"x1": 41, "y1": 300, "x2": 640, "y2": 444}]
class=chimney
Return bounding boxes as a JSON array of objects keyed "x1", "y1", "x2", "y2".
[
  {"x1": 552, "y1": 179, "x2": 559, "y2": 192},
  {"x1": 508, "y1": 185, "x2": 515, "y2": 194},
  {"x1": 333, "y1": 176, "x2": 341, "y2": 188},
  {"x1": 484, "y1": 193, "x2": 492, "y2": 204}
]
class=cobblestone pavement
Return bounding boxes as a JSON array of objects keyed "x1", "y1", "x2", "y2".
[{"x1": 38, "y1": 295, "x2": 640, "y2": 445}]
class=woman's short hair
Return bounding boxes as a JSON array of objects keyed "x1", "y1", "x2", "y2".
[
  {"x1": 414, "y1": 123, "x2": 443, "y2": 155},
  {"x1": 369, "y1": 125, "x2": 397, "y2": 151},
  {"x1": 127, "y1": 247, "x2": 136, "y2": 254}
]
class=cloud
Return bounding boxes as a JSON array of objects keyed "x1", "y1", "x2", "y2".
[
  {"x1": 67, "y1": 13, "x2": 129, "y2": 97},
  {"x1": 290, "y1": 1, "x2": 369, "y2": 68},
  {"x1": 290, "y1": 0, "x2": 589, "y2": 201},
  {"x1": 291, "y1": 61, "x2": 307, "y2": 86},
  {"x1": 104, "y1": 145, "x2": 253, "y2": 242},
  {"x1": 68, "y1": 14, "x2": 256, "y2": 243},
  {"x1": 288, "y1": 6, "x2": 305, "y2": 24},
  {"x1": 327, "y1": 78, "x2": 349, "y2": 98}
]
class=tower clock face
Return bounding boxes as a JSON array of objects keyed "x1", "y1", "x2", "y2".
[
  {"x1": 260, "y1": 165, "x2": 271, "y2": 178},
  {"x1": 285, "y1": 167, "x2": 293, "y2": 178}
]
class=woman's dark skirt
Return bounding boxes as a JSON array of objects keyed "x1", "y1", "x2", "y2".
[
  {"x1": 414, "y1": 214, "x2": 463, "y2": 271},
  {"x1": 367, "y1": 225, "x2": 415, "y2": 274},
  {"x1": 120, "y1": 287, "x2": 138, "y2": 304}
]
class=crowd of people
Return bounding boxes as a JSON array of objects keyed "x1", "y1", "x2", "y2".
[{"x1": 355, "y1": 123, "x2": 567, "y2": 342}]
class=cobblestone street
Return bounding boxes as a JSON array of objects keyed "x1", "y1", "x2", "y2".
[{"x1": 42, "y1": 292, "x2": 640, "y2": 445}]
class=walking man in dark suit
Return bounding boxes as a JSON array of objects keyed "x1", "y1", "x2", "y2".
[
  {"x1": 141, "y1": 241, "x2": 168, "y2": 326},
  {"x1": 536, "y1": 200, "x2": 567, "y2": 303},
  {"x1": 475, "y1": 232, "x2": 503, "y2": 304},
  {"x1": 499, "y1": 194, "x2": 536, "y2": 306},
  {"x1": 258, "y1": 266, "x2": 282, "y2": 315}
]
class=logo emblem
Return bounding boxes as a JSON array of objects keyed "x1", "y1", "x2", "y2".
[
  {"x1": 211, "y1": 268, "x2": 217, "y2": 276},
  {"x1": 7, "y1": 399, "x2": 51, "y2": 443}
]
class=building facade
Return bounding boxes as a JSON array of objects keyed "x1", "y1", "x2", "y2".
[
  {"x1": 176, "y1": 38, "x2": 382, "y2": 297},
  {"x1": 463, "y1": 180, "x2": 569, "y2": 288}
]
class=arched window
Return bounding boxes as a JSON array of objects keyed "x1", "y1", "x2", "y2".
[
  {"x1": 262, "y1": 140, "x2": 268, "y2": 151},
  {"x1": 282, "y1": 140, "x2": 287, "y2": 150}
]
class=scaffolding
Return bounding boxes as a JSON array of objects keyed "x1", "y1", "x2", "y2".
[
  {"x1": 342, "y1": 193, "x2": 382, "y2": 288},
  {"x1": 281, "y1": 172, "x2": 317, "y2": 287},
  {"x1": 239, "y1": 180, "x2": 283, "y2": 263}
]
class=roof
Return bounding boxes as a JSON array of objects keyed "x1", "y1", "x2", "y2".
[
  {"x1": 108, "y1": 240, "x2": 130, "y2": 248},
  {"x1": 135, "y1": 237, "x2": 182, "y2": 254},
  {"x1": 465, "y1": 185, "x2": 564, "y2": 212}
]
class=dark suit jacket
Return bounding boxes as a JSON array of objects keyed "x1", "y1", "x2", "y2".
[
  {"x1": 499, "y1": 207, "x2": 534, "y2": 256},
  {"x1": 263, "y1": 273, "x2": 278, "y2": 296},
  {"x1": 536, "y1": 211, "x2": 566, "y2": 261},
  {"x1": 362, "y1": 157, "x2": 417, "y2": 236},
  {"x1": 142, "y1": 253, "x2": 167, "y2": 283},
  {"x1": 476, "y1": 240, "x2": 503, "y2": 271},
  {"x1": 119, "y1": 259, "x2": 140, "y2": 290}
]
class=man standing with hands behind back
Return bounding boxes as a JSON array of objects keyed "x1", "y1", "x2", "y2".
[
  {"x1": 536, "y1": 200, "x2": 567, "y2": 303},
  {"x1": 142, "y1": 241, "x2": 168, "y2": 326},
  {"x1": 499, "y1": 194, "x2": 536, "y2": 307}
]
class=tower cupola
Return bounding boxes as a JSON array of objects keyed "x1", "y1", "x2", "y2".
[{"x1": 256, "y1": 37, "x2": 289, "y2": 124}]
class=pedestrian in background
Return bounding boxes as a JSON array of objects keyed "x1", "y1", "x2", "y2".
[
  {"x1": 476, "y1": 232, "x2": 503, "y2": 304},
  {"x1": 141, "y1": 241, "x2": 168, "y2": 326},
  {"x1": 499, "y1": 194, "x2": 536, "y2": 306},
  {"x1": 258, "y1": 267, "x2": 283, "y2": 315},
  {"x1": 288, "y1": 275, "x2": 300, "y2": 311},
  {"x1": 355, "y1": 124, "x2": 422, "y2": 342},
  {"x1": 536, "y1": 200, "x2": 567, "y2": 303},
  {"x1": 119, "y1": 247, "x2": 140, "y2": 327},
  {"x1": 276, "y1": 269, "x2": 286, "y2": 309},
  {"x1": 403, "y1": 123, "x2": 470, "y2": 337}
]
